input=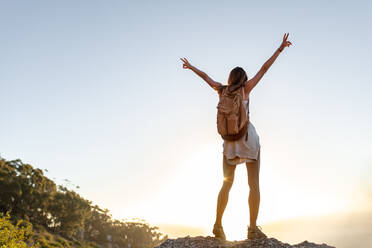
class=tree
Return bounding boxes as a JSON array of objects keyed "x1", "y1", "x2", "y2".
[{"x1": 0, "y1": 157, "x2": 167, "y2": 248}]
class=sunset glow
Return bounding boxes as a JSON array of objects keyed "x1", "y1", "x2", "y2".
[{"x1": 1, "y1": 1, "x2": 371, "y2": 247}]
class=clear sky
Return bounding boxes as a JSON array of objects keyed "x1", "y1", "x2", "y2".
[{"x1": 1, "y1": 0, "x2": 371, "y2": 242}]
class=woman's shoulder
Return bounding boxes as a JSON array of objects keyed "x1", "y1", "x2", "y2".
[{"x1": 215, "y1": 84, "x2": 227, "y2": 95}]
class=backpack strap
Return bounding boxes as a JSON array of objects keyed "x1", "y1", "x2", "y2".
[{"x1": 247, "y1": 98, "x2": 250, "y2": 114}]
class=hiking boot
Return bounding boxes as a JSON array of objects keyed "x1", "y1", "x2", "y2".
[
  {"x1": 212, "y1": 223, "x2": 226, "y2": 240},
  {"x1": 247, "y1": 225, "x2": 267, "y2": 239}
]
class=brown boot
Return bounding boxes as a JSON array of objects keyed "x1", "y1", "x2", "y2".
[
  {"x1": 247, "y1": 225, "x2": 267, "y2": 239},
  {"x1": 212, "y1": 223, "x2": 226, "y2": 240}
]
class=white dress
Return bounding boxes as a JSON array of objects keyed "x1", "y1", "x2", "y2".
[{"x1": 222, "y1": 89, "x2": 261, "y2": 166}]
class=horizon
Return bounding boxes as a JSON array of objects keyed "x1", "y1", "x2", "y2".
[
  {"x1": 154, "y1": 210, "x2": 372, "y2": 247},
  {"x1": 1, "y1": 1, "x2": 371, "y2": 247}
]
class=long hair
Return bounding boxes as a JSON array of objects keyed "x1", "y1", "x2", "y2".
[{"x1": 226, "y1": 67, "x2": 248, "y2": 92}]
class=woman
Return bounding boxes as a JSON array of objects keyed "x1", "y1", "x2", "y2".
[{"x1": 180, "y1": 33, "x2": 292, "y2": 240}]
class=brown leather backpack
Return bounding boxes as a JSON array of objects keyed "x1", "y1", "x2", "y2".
[{"x1": 216, "y1": 83, "x2": 249, "y2": 141}]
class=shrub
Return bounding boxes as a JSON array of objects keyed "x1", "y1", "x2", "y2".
[{"x1": 0, "y1": 212, "x2": 38, "y2": 248}]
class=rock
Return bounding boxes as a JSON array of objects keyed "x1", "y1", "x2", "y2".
[{"x1": 153, "y1": 236, "x2": 335, "y2": 248}]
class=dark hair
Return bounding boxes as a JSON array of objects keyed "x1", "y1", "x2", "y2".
[
  {"x1": 228, "y1": 66, "x2": 248, "y2": 86},
  {"x1": 217, "y1": 66, "x2": 248, "y2": 95}
]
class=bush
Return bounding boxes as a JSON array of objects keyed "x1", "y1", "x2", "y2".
[{"x1": 0, "y1": 212, "x2": 38, "y2": 248}]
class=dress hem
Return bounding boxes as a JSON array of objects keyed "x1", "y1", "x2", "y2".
[{"x1": 223, "y1": 146, "x2": 261, "y2": 166}]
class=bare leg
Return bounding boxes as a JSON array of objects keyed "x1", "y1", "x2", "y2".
[
  {"x1": 246, "y1": 149, "x2": 261, "y2": 228},
  {"x1": 215, "y1": 155, "x2": 237, "y2": 226}
]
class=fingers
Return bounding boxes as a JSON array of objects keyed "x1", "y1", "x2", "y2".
[
  {"x1": 180, "y1": 57, "x2": 190, "y2": 64},
  {"x1": 280, "y1": 33, "x2": 293, "y2": 49},
  {"x1": 180, "y1": 57, "x2": 190, "y2": 69},
  {"x1": 283, "y1": 33, "x2": 290, "y2": 41}
]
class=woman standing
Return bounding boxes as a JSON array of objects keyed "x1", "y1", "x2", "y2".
[{"x1": 180, "y1": 33, "x2": 292, "y2": 240}]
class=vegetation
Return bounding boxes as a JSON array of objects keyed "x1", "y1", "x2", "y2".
[
  {"x1": 0, "y1": 212, "x2": 36, "y2": 248},
  {"x1": 0, "y1": 157, "x2": 167, "y2": 248}
]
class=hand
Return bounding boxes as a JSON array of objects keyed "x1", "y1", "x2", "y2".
[
  {"x1": 180, "y1": 57, "x2": 192, "y2": 69},
  {"x1": 279, "y1": 33, "x2": 292, "y2": 51}
]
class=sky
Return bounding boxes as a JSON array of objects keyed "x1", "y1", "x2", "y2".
[{"x1": 1, "y1": 0, "x2": 372, "y2": 244}]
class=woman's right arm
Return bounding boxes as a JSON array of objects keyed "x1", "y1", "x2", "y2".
[
  {"x1": 180, "y1": 57, "x2": 222, "y2": 91},
  {"x1": 245, "y1": 33, "x2": 292, "y2": 95}
]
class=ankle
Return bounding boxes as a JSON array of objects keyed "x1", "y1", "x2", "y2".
[{"x1": 214, "y1": 221, "x2": 222, "y2": 227}]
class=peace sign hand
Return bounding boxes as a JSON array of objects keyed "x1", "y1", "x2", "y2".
[
  {"x1": 279, "y1": 33, "x2": 292, "y2": 51},
  {"x1": 180, "y1": 57, "x2": 192, "y2": 70}
]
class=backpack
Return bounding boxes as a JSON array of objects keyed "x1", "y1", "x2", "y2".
[{"x1": 216, "y1": 83, "x2": 249, "y2": 141}]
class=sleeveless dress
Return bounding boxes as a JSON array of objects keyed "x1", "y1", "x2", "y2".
[{"x1": 222, "y1": 88, "x2": 261, "y2": 166}]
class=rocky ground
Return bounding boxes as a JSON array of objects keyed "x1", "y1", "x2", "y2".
[{"x1": 154, "y1": 235, "x2": 335, "y2": 248}]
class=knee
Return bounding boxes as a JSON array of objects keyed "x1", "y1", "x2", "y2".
[
  {"x1": 222, "y1": 179, "x2": 234, "y2": 190},
  {"x1": 248, "y1": 179, "x2": 260, "y2": 192}
]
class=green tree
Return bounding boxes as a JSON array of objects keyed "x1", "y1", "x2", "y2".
[
  {"x1": 48, "y1": 186, "x2": 91, "y2": 238},
  {"x1": 0, "y1": 157, "x2": 167, "y2": 248}
]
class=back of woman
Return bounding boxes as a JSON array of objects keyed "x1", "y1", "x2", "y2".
[{"x1": 180, "y1": 33, "x2": 292, "y2": 240}]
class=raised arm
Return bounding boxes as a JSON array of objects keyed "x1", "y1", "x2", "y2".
[
  {"x1": 245, "y1": 33, "x2": 292, "y2": 94},
  {"x1": 180, "y1": 58, "x2": 222, "y2": 91}
]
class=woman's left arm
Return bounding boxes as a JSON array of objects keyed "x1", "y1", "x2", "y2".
[{"x1": 245, "y1": 33, "x2": 292, "y2": 94}]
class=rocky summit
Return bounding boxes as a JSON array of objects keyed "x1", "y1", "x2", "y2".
[{"x1": 154, "y1": 235, "x2": 335, "y2": 248}]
